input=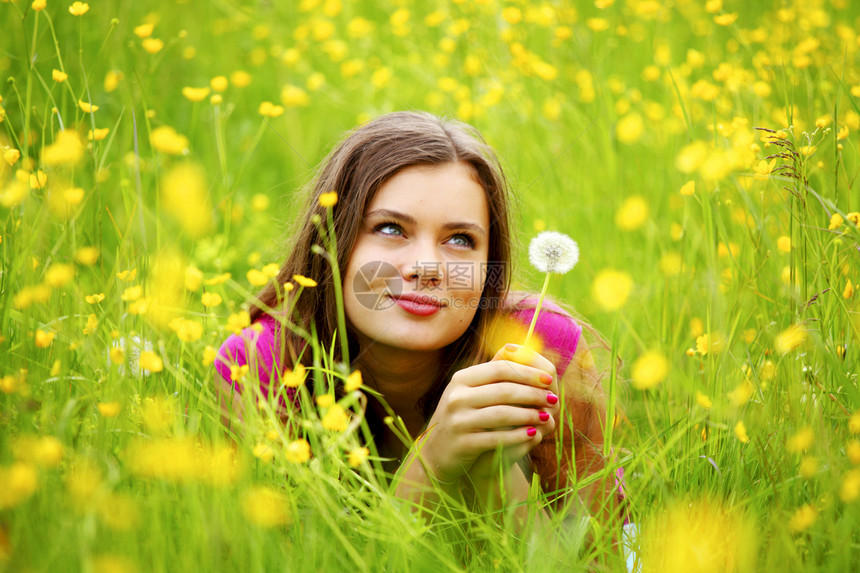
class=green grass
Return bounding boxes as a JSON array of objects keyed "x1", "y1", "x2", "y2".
[{"x1": 2, "y1": 0, "x2": 860, "y2": 571}]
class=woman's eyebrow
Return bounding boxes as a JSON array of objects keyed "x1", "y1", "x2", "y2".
[{"x1": 366, "y1": 209, "x2": 487, "y2": 236}]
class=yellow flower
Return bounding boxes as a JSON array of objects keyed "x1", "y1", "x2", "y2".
[
  {"x1": 285, "y1": 439, "x2": 311, "y2": 463},
  {"x1": 45, "y1": 263, "x2": 75, "y2": 287},
  {"x1": 121, "y1": 285, "x2": 143, "y2": 302},
  {"x1": 150, "y1": 126, "x2": 189, "y2": 155},
  {"x1": 788, "y1": 504, "x2": 817, "y2": 532},
  {"x1": 202, "y1": 346, "x2": 217, "y2": 367},
  {"x1": 83, "y1": 314, "x2": 98, "y2": 335},
  {"x1": 631, "y1": 351, "x2": 668, "y2": 390},
  {"x1": 230, "y1": 364, "x2": 249, "y2": 382},
  {"x1": 78, "y1": 100, "x2": 98, "y2": 113},
  {"x1": 799, "y1": 456, "x2": 818, "y2": 478},
  {"x1": 104, "y1": 70, "x2": 123, "y2": 92},
  {"x1": 85, "y1": 293, "x2": 105, "y2": 304},
  {"x1": 347, "y1": 447, "x2": 369, "y2": 468},
  {"x1": 293, "y1": 274, "x2": 318, "y2": 288},
  {"x1": 52, "y1": 69, "x2": 68, "y2": 82},
  {"x1": 322, "y1": 404, "x2": 349, "y2": 431},
  {"x1": 777, "y1": 236, "x2": 791, "y2": 253},
  {"x1": 280, "y1": 85, "x2": 309, "y2": 107},
  {"x1": 36, "y1": 328, "x2": 57, "y2": 348},
  {"x1": 32, "y1": 0, "x2": 46, "y2": 11},
  {"x1": 615, "y1": 195, "x2": 649, "y2": 231},
  {"x1": 116, "y1": 268, "x2": 137, "y2": 282},
  {"x1": 181, "y1": 87, "x2": 210, "y2": 102},
  {"x1": 141, "y1": 38, "x2": 164, "y2": 54},
  {"x1": 230, "y1": 70, "x2": 252, "y2": 87},
  {"x1": 727, "y1": 379, "x2": 754, "y2": 407},
  {"x1": 282, "y1": 364, "x2": 307, "y2": 388},
  {"x1": 318, "y1": 191, "x2": 338, "y2": 207},
  {"x1": 185, "y1": 266, "x2": 203, "y2": 291},
  {"x1": 134, "y1": 23, "x2": 154, "y2": 38},
  {"x1": 98, "y1": 402, "x2": 122, "y2": 418},
  {"x1": 210, "y1": 75, "x2": 228, "y2": 92},
  {"x1": 845, "y1": 280, "x2": 855, "y2": 299},
  {"x1": 616, "y1": 113, "x2": 644, "y2": 145},
  {"x1": 68, "y1": 2, "x2": 89, "y2": 16},
  {"x1": 226, "y1": 311, "x2": 251, "y2": 334},
  {"x1": 775, "y1": 324, "x2": 806, "y2": 355},
  {"x1": 139, "y1": 351, "x2": 164, "y2": 373},
  {"x1": 591, "y1": 269, "x2": 633, "y2": 312},
  {"x1": 316, "y1": 394, "x2": 334, "y2": 408},
  {"x1": 109, "y1": 347, "x2": 125, "y2": 365},
  {"x1": 75, "y1": 246, "x2": 99, "y2": 265},
  {"x1": 713, "y1": 12, "x2": 738, "y2": 26},
  {"x1": 734, "y1": 421, "x2": 749, "y2": 443},
  {"x1": 201, "y1": 292, "x2": 222, "y2": 307},
  {"x1": 695, "y1": 391, "x2": 712, "y2": 409},
  {"x1": 257, "y1": 101, "x2": 284, "y2": 118},
  {"x1": 0, "y1": 463, "x2": 39, "y2": 509},
  {"x1": 345, "y1": 370, "x2": 363, "y2": 392},
  {"x1": 787, "y1": 427, "x2": 814, "y2": 453},
  {"x1": 3, "y1": 147, "x2": 20, "y2": 165},
  {"x1": 850, "y1": 410, "x2": 860, "y2": 434},
  {"x1": 34, "y1": 329, "x2": 55, "y2": 348},
  {"x1": 169, "y1": 318, "x2": 203, "y2": 342},
  {"x1": 42, "y1": 131, "x2": 84, "y2": 166},
  {"x1": 840, "y1": 469, "x2": 860, "y2": 503},
  {"x1": 679, "y1": 181, "x2": 695, "y2": 196},
  {"x1": 28, "y1": 170, "x2": 47, "y2": 190},
  {"x1": 695, "y1": 332, "x2": 724, "y2": 355},
  {"x1": 88, "y1": 127, "x2": 110, "y2": 141},
  {"x1": 252, "y1": 443, "x2": 274, "y2": 464},
  {"x1": 242, "y1": 486, "x2": 290, "y2": 527},
  {"x1": 246, "y1": 269, "x2": 268, "y2": 286},
  {"x1": 829, "y1": 213, "x2": 844, "y2": 230}
]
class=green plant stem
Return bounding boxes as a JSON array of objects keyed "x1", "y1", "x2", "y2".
[{"x1": 523, "y1": 272, "x2": 551, "y2": 347}]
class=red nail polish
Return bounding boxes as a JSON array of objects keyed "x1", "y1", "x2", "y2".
[
  {"x1": 547, "y1": 393, "x2": 558, "y2": 405},
  {"x1": 527, "y1": 427, "x2": 537, "y2": 437},
  {"x1": 540, "y1": 372, "x2": 553, "y2": 385},
  {"x1": 539, "y1": 411, "x2": 550, "y2": 422}
]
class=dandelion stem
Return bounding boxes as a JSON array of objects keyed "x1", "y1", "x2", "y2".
[{"x1": 523, "y1": 273, "x2": 551, "y2": 347}]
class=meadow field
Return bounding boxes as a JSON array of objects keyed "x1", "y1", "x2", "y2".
[{"x1": 2, "y1": 0, "x2": 860, "y2": 571}]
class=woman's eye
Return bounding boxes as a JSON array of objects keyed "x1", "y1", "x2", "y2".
[
  {"x1": 374, "y1": 223, "x2": 402, "y2": 236},
  {"x1": 448, "y1": 234, "x2": 475, "y2": 248}
]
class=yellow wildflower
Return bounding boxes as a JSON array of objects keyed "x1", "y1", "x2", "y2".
[
  {"x1": 615, "y1": 195, "x2": 649, "y2": 231},
  {"x1": 829, "y1": 213, "x2": 844, "y2": 230},
  {"x1": 322, "y1": 404, "x2": 349, "y2": 431},
  {"x1": 679, "y1": 181, "x2": 695, "y2": 196},
  {"x1": 68, "y1": 2, "x2": 89, "y2": 16},
  {"x1": 134, "y1": 23, "x2": 154, "y2": 38},
  {"x1": 348, "y1": 447, "x2": 369, "y2": 468},
  {"x1": 201, "y1": 292, "x2": 222, "y2": 307},
  {"x1": 85, "y1": 293, "x2": 105, "y2": 304},
  {"x1": 734, "y1": 421, "x2": 749, "y2": 443},
  {"x1": 591, "y1": 269, "x2": 633, "y2": 312},
  {"x1": 0, "y1": 463, "x2": 39, "y2": 509},
  {"x1": 775, "y1": 324, "x2": 807, "y2": 354},
  {"x1": 98, "y1": 402, "x2": 122, "y2": 418},
  {"x1": 4, "y1": 147, "x2": 20, "y2": 165},
  {"x1": 242, "y1": 486, "x2": 290, "y2": 527},
  {"x1": 316, "y1": 394, "x2": 334, "y2": 408},
  {"x1": 150, "y1": 126, "x2": 189, "y2": 155},
  {"x1": 34, "y1": 329, "x2": 56, "y2": 348},
  {"x1": 139, "y1": 351, "x2": 164, "y2": 373},
  {"x1": 280, "y1": 85, "x2": 309, "y2": 107},
  {"x1": 714, "y1": 13, "x2": 738, "y2": 26},
  {"x1": 88, "y1": 127, "x2": 110, "y2": 141},
  {"x1": 78, "y1": 100, "x2": 98, "y2": 113},
  {"x1": 282, "y1": 364, "x2": 307, "y2": 388},
  {"x1": 787, "y1": 427, "x2": 814, "y2": 453},
  {"x1": 227, "y1": 311, "x2": 251, "y2": 334},
  {"x1": 345, "y1": 370, "x2": 363, "y2": 392},
  {"x1": 777, "y1": 236, "x2": 791, "y2": 253},
  {"x1": 247, "y1": 269, "x2": 268, "y2": 286},
  {"x1": 319, "y1": 191, "x2": 338, "y2": 207},
  {"x1": 788, "y1": 504, "x2": 817, "y2": 532},
  {"x1": 32, "y1": 0, "x2": 46, "y2": 11},
  {"x1": 728, "y1": 379, "x2": 754, "y2": 407},
  {"x1": 631, "y1": 351, "x2": 668, "y2": 390},
  {"x1": 141, "y1": 38, "x2": 164, "y2": 54},
  {"x1": 75, "y1": 247, "x2": 99, "y2": 265},
  {"x1": 52, "y1": 69, "x2": 68, "y2": 82},
  {"x1": 845, "y1": 280, "x2": 854, "y2": 299},
  {"x1": 695, "y1": 391, "x2": 712, "y2": 409},
  {"x1": 181, "y1": 87, "x2": 210, "y2": 102},
  {"x1": 840, "y1": 470, "x2": 860, "y2": 503},
  {"x1": 45, "y1": 263, "x2": 75, "y2": 287},
  {"x1": 293, "y1": 275, "x2": 318, "y2": 288},
  {"x1": 285, "y1": 439, "x2": 311, "y2": 463},
  {"x1": 83, "y1": 314, "x2": 98, "y2": 335},
  {"x1": 258, "y1": 101, "x2": 284, "y2": 118},
  {"x1": 616, "y1": 113, "x2": 644, "y2": 145}
]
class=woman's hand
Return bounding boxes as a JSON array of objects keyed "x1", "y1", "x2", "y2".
[{"x1": 415, "y1": 343, "x2": 559, "y2": 483}]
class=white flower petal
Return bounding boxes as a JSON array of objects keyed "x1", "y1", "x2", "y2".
[{"x1": 528, "y1": 231, "x2": 579, "y2": 274}]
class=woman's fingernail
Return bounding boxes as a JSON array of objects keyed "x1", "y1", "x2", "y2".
[
  {"x1": 539, "y1": 411, "x2": 550, "y2": 422},
  {"x1": 540, "y1": 372, "x2": 553, "y2": 385},
  {"x1": 505, "y1": 343, "x2": 518, "y2": 352},
  {"x1": 527, "y1": 427, "x2": 537, "y2": 437},
  {"x1": 547, "y1": 392, "x2": 559, "y2": 405}
]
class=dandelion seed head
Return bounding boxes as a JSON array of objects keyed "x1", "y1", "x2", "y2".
[{"x1": 528, "y1": 231, "x2": 579, "y2": 274}]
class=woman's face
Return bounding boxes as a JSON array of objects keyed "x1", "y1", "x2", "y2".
[{"x1": 344, "y1": 162, "x2": 491, "y2": 354}]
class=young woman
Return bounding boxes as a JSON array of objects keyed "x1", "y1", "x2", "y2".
[{"x1": 215, "y1": 111, "x2": 621, "y2": 527}]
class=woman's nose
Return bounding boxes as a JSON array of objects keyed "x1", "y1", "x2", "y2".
[{"x1": 401, "y1": 240, "x2": 444, "y2": 287}]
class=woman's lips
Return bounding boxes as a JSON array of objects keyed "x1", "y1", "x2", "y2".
[{"x1": 391, "y1": 294, "x2": 444, "y2": 316}]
